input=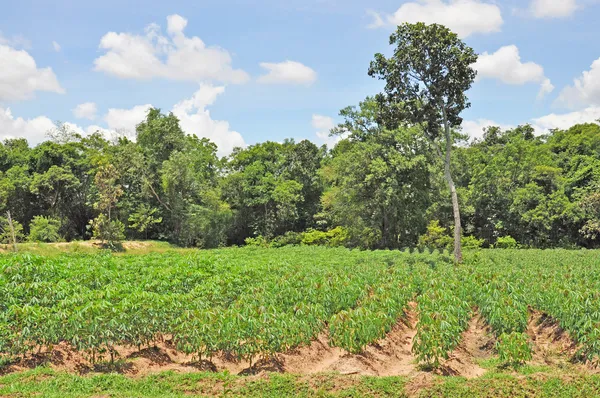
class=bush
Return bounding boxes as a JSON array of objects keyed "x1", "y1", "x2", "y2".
[
  {"x1": 301, "y1": 227, "x2": 348, "y2": 247},
  {"x1": 28, "y1": 216, "x2": 62, "y2": 242},
  {"x1": 462, "y1": 235, "x2": 484, "y2": 249},
  {"x1": 418, "y1": 220, "x2": 452, "y2": 251},
  {"x1": 89, "y1": 214, "x2": 125, "y2": 248},
  {"x1": 495, "y1": 236, "x2": 518, "y2": 249},
  {"x1": 271, "y1": 231, "x2": 302, "y2": 248},
  {"x1": 244, "y1": 235, "x2": 270, "y2": 247}
]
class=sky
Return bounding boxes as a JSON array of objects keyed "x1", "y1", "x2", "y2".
[{"x1": 1, "y1": 0, "x2": 600, "y2": 155}]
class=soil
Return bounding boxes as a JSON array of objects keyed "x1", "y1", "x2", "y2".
[
  {"x1": 526, "y1": 310, "x2": 580, "y2": 366},
  {"x1": 439, "y1": 315, "x2": 495, "y2": 378}
]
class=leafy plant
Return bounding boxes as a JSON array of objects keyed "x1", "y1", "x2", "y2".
[
  {"x1": 28, "y1": 216, "x2": 62, "y2": 243},
  {"x1": 497, "y1": 332, "x2": 532, "y2": 367},
  {"x1": 495, "y1": 236, "x2": 518, "y2": 249}
]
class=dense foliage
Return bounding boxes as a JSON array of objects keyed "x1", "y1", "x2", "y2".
[
  {"x1": 1, "y1": 113, "x2": 600, "y2": 249},
  {"x1": 1, "y1": 248, "x2": 600, "y2": 369}
]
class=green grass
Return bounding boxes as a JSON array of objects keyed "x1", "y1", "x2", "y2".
[
  {"x1": 2, "y1": 368, "x2": 600, "y2": 397},
  {"x1": 420, "y1": 374, "x2": 600, "y2": 397},
  {"x1": 0, "y1": 368, "x2": 408, "y2": 397}
]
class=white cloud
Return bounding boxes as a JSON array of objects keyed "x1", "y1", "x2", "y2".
[
  {"x1": 530, "y1": 0, "x2": 578, "y2": 18},
  {"x1": 72, "y1": 102, "x2": 97, "y2": 120},
  {"x1": 461, "y1": 119, "x2": 515, "y2": 140},
  {"x1": 104, "y1": 104, "x2": 152, "y2": 139},
  {"x1": 462, "y1": 108, "x2": 600, "y2": 139},
  {"x1": 532, "y1": 107, "x2": 600, "y2": 132},
  {"x1": 312, "y1": 114, "x2": 343, "y2": 147},
  {"x1": 94, "y1": 14, "x2": 249, "y2": 84},
  {"x1": 0, "y1": 44, "x2": 64, "y2": 101},
  {"x1": 172, "y1": 84, "x2": 245, "y2": 155},
  {"x1": 0, "y1": 107, "x2": 55, "y2": 143},
  {"x1": 103, "y1": 85, "x2": 244, "y2": 155},
  {"x1": 475, "y1": 45, "x2": 554, "y2": 98},
  {"x1": 258, "y1": 61, "x2": 317, "y2": 85},
  {"x1": 556, "y1": 57, "x2": 600, "y2": 109},
  {"x1": 372, "y1": 0, "x2": 503, "y2": 38},
  {"x1": 52, "y1": 41, "x2": 61, "y2": 52},
  {"x1": 366, "y1": 10, "x2": 385, "y2": 29}
]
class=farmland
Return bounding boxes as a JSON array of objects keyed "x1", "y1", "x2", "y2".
[{"x1": 1, "y1": 246, "x2": 600, "y2": 396}]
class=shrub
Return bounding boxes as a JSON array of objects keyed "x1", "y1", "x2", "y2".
[
  {"x1": 271, "y1": 231, "x2": 302, "y2": 248},
  {"x1": 495, "y1": 236, "x2": 518, "y2": 249},
  {"x1": 28, "y1": 216, "x2": 62, "y2": 242},
  {"x1": 301, "y1": 227, "x2": 348, "y2": 247},
  {"x1": 418, "y1": 220, "x2": 452, "y2": 251},
  {"x1": 462, "y1": 235, "x2": 484, "y2": 249},
  {"x1": 244, "y1": 235, "x2": 270, "y2": 247},
  {"x1": 89, "y1": 214, "x2": 125, "y2": 248}
]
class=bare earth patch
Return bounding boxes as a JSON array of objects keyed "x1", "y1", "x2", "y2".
[
  {"x1": 527, "y1": 310, "x2": 581, "y2": 367},
  {"x1": 440, "y1": 314, "x2": 495, "y2": 378}
]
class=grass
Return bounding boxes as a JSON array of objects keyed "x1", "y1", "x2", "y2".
[
  {"x1": 0, "y1": 240, "x2": 183, "y2": 256},
  {"x1": 2, "y1": 368, "x2": 600, "y2": 397},
  {"x1": 0, "y1": 368, "x2": 409, "y2": 397}
]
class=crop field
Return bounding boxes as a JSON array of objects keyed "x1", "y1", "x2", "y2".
[{"x1": 1, "y1": 246, "x2": 600, "y2": 397}]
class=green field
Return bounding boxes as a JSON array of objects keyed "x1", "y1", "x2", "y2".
[{"x1": 1, "y1": 247, "x2": 600, "y2": 397}]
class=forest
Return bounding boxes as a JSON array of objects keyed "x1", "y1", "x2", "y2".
[{"x1": 1, "y1": 102, "x2": 599, "y2": 251}]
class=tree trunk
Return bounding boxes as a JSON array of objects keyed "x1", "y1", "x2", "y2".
[
  {"x1": 441, "y1": 108, "x2": 462, "y2": 263},
  {"x1": 6, "y1": 211, "x2": 17, "y2": 253}
]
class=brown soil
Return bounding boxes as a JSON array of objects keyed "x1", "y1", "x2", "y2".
[
  {"x1": 527, "y1": 310, "x2": 579, "y2": 366},
  {"x1": 438, "y1": 314, "x2": 495, "y2": 378}
]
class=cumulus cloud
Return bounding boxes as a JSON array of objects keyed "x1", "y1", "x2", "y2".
[
  {"x1": 369, "y1": 0, "x2": 503, "y2": 38},
  {"x1": 0, "y1": 44, "x2": 64, "y2": 101},
  {"x1": 102, "y1": 85, "x2": 244, "y2": 155},
  {"x1": 461, "y1": 119, "x2": 516, "y2": 140},
  {"x1": 72, "y1": 102, "x2": 97, "y2": 120},
  {"x1": 462, "y1": 107, "x2": 600, "y2": 140},
  {"x1": 530, "y1": 0, "x2": 578, "y2": 18},
  {"x1": 173, "y1": 84, "x2": 245, "y2": 155},
  {"x1": 103, "y1": 104, "x2": 153, "y2": 139},
  {"x1": 555, "y1": 57, "x2": 600, "y2": 109},
  {"x1": 94, "y1": 14, "x2": 249, "y2": 84},
  {"x1": 52, "y1": 41, "x2": 61, "y2": 52},
  {"x1": 312, "y1": 114, "x2": 344, "y2": 148},
  {"x1": 475, "y1": 45, "x2": 554, "y2": 99},
  {"x1": 0, "y1": 85, "x2": 244, "y2": 154},
  {"x1": 0, "y1": 107, "x2": 55, "y2": 143},
  {"x1": 532, "y1": 107, "x2": 600, "y2": 132},
  {"x1": 258, "y1": 61, "x2": 317, "y2": 85}
]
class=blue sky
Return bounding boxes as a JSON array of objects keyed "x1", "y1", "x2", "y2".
[{"x1": 1, "y1": 0, "x2": 600, "y2": 154}]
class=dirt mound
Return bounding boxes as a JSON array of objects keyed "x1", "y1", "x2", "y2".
[
  {"x1": 440, "y1": 315, "x2": 494, "y2": 378},
  {"x1": 527, "y1": 310, "x2": 578, "y2": 366},
  {"x1": 276, "y1": 302, "x2": 420, "y2": 377}
]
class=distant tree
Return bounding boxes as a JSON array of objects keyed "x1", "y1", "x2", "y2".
[
  {"x1": 323, "y1": 97, "x2": 433, "y2": 249},
  {"x1": 368, "y1": 22, "x2": 478, "y2": 262},
  {"x1": 90, "y1": 164, "x2": 124, "y2": 247},
  {"x1": 128, "y1": 204, "x2": 162, "y2": 239},
  {"x1": 0, "y1": 212, "x2": 24, "y2": 250},
  {"x1": 28, "y1": 216, "x2": 62, "y2": 242}
]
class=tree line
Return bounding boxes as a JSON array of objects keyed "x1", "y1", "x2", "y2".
[
  {"x1": 1, "y1": 105, "x2": 598, "y2": 250},
  {"x1": 1, "y1": 23, "x2": 599, "y2": 251}
]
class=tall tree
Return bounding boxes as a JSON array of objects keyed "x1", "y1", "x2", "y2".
[
  {"x1": 322, "y1": 97, "x2": 433, "y2": 249},
  {"x1": 368, "y1": 22, "x2": 478, "y2": 262}
]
